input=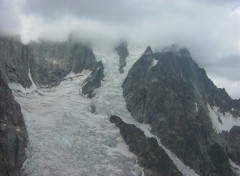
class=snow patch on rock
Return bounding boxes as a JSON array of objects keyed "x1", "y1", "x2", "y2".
[
  {"x1": 195, "y1": 102, "x2": 198, "y2": 112},
  {"x1": 151, "y1": 59, "x2": 158, "y2": 68},
  {"x1": 207, "y1": 103, "x2": 240, "y2": 133},
  {"x1": 230, "y1": 159, "x2": 240, "y2": 176},
  {"x1": 28, "y1": 69, "x2": 38, "y2": 89}
]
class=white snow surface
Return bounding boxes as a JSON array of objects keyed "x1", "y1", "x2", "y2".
[
  {"x1": 207, "y1": 104, "x2": 240, "y2": 133},
  {"x1": 11, "y1": 70, "x2": 143, "y2": 176},
  {"x1": 28, "y1": 69, "x2": 38, "y2": 89},
  {"x1": 151, "y1": 59, "x2": 158, "y2": 68},
  {"x1": 230, "y1": 159, "x2": 240, "y2": 176},
  {"x1": 195, "y1": 102, "x2": 199, "y2": 112},
  {"x1": 10, "y1": 46, "x2": 198, "y2": 176}
]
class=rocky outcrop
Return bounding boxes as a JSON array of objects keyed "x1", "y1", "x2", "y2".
[
  {"x1": 115, "y1": 42, "x2": 129, "y2": 73},
  {"x1": 110, "y1": 115, "x2": 182, "y2": 176},
  {"x1": 82, "y1": 61, "x2": 104, "y2": 98},
  {"x1": 27, "y1": 39, "x2": 98, "y2": 87},
  {"x1": 0, "y1": 35, "x2": 100, "y2": 88},
  {"x1": 0, "y1": 70, "x2": 27, "y2": 176},
  {"x1": 0, "y1": 36, "x2": 32, "y2": 88},
  {"x1": 122, "y1": 46, "x2": 238, "y2": 175},
  {"x1": 224, "y1": 126, "x2": 240, "y2": 165}
]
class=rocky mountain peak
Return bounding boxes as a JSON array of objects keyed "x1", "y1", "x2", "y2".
[
  {"x1": 122, "y1": 46, "x2": 240, "y2": 176},
  {"x1": 115, "y1": 41, "x2": 129, "y2": 73},
  {"x1": 141, "y1": 46, "x2": 153, "y2": 57},
  {"x1": 1, "y1": 35, "x2": 240, "y2": 176}
]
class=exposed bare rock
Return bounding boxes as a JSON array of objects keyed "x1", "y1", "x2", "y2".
[
  {"x1": 82, "y1": 61, "x2": 104, "y2": 98},
  {"x1": 0, "y1": 70, "x2": 27, "y2": 176},
  {"x1": 122, "y1": 46, "x2": 237, "y2": 176},
  {"x1": 110, "y1": 115, "x2": 182, "y2": 176},
  {"x1": 115, "y1": 41, "x2": 129, "y2": 73}
]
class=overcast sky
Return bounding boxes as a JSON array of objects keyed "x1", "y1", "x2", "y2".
[{"x1": 0, "y1": 0, "x2": 240, "y2": 98}]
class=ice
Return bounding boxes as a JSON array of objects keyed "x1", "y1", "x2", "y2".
[
  {"x1": 12, "y1": 45, "x2": 199, "y2": 176},
  {"x1": 12, "y1": 70, "x2": 142, "y2": 176},
  {"x1": 207, "y1": 103, "x2": 240, "y2": 133}
]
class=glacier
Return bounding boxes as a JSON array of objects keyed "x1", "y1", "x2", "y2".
[{"x1": 9, "y1": 46, "x2": 199, "y2": 176}]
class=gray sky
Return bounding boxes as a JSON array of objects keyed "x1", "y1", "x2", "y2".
[{"x1": 1, "y1": 0, "x2": 240, "y2": 98}]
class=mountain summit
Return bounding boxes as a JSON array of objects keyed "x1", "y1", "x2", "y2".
[{"x1": 122, "y1": 46, "x2": 240, "y2": 175}]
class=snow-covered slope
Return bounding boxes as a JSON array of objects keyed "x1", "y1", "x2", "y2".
[
  {"x1": 10, "y1": 46, "x2": 199, "y2": 176},
  {"x1": 10, "y1": 70, "x2": 143, "y2": 176}
]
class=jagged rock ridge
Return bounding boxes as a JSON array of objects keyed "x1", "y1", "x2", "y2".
[
  {"x1": 110, "y1": 115, "x2": 182, "y2": 176},
  {"x1": 0, "y1": 36, "x2": 101, "y2": 88},
  {"x1": 82, "y1": 61, "x2": 104, "y2": 98},
  {"x1": 0, "y1": 36, "x2": 32, "y2": 88},
  {"x1": 122, "y1": 45, "x2": 240, "y2": 176}
]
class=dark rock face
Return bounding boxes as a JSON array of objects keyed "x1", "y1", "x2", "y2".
[
  {"x1": 224, "y1": 126, "x2": 240, "y2": 165},
  {"x1": 0, "y1": 36, "x2": 32, "y2": 88},
  {"x1": 115, "y1": 42, "x2": 129, "y2": 73},
  {"x1": 82, "y1": 61, "x2": 104, "y2": 98},
  {"x1": 27, "y1": 40, "x2": 98, "y2": 87},
  {"x1": 122, "y1": 46, "x2": 238, "y2": 175},
  {"x1": 0, "y1": 70, "x2": 27, "y2": 176},
  {"x1": 0, "y1": 36, "x2": 100, "y2": 88},
  {"x1": 110, "y1": 115, "x2": 182, "y2": 176},
  {"x1": 208, "y1": 143, "x2": 233, "y2": 175}
]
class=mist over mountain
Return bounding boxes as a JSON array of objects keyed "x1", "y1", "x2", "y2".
[
  {"x1": 1, "y1": 0, "x2": 240, "y2": 176},
  {"x1": 1, "y1": 0, "x2": 240, "y2": 98}
]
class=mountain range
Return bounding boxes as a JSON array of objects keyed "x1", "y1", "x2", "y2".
[{"x1": 0, "y1": 35, "x2": 240, "y2": 176}]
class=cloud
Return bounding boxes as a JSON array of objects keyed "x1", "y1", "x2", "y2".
[
  {"x1": 0, "y1": 0, "x2": 22, "y2": 35},
  {"x1": 208, "y1": 74, "x2": 240, "y2": 99},
  {"x1": 1, "y1": 0, "x2": 240, "y2": 98}
]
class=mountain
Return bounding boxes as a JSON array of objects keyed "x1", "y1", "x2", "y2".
[
  {"x1": 0, "y1": 35, "x2": 240, "y2": 176},
  {"x1": 122, "y1": 45, "x2": 240, "y2": 175},
  {"x1": 0, "y1": 35, "x2": 104, "y2": 175},
  {"x1": 0, "y1": 66, "x2": 27, "y2": 176}
]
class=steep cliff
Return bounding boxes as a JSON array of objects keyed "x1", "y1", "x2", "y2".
[
  {"x1": 82, "y1": 61, "x2": 104, "y2": 98},
  {"x1": 0, "y1": 70, "x2": 27, "y2": 176},
  {"x1": 0, "y1": 36, "x2": 100, "y2": 88},
  {"x1": 110, "y1": 115, "x2": 182, "y2": 176},
  {"x1": 0, "y1": 36, "x2": 32, "y2": 88},
  {"x1": 27, "y1": 39, "x2": 98, "y2": 87},
  {"x1": 122, "y1": 45, "x2": 240, "y2": 175}
]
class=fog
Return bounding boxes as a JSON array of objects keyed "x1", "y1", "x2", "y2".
[{"x1": 0, "y1": 0, "x2": 240, "y2": 98}]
